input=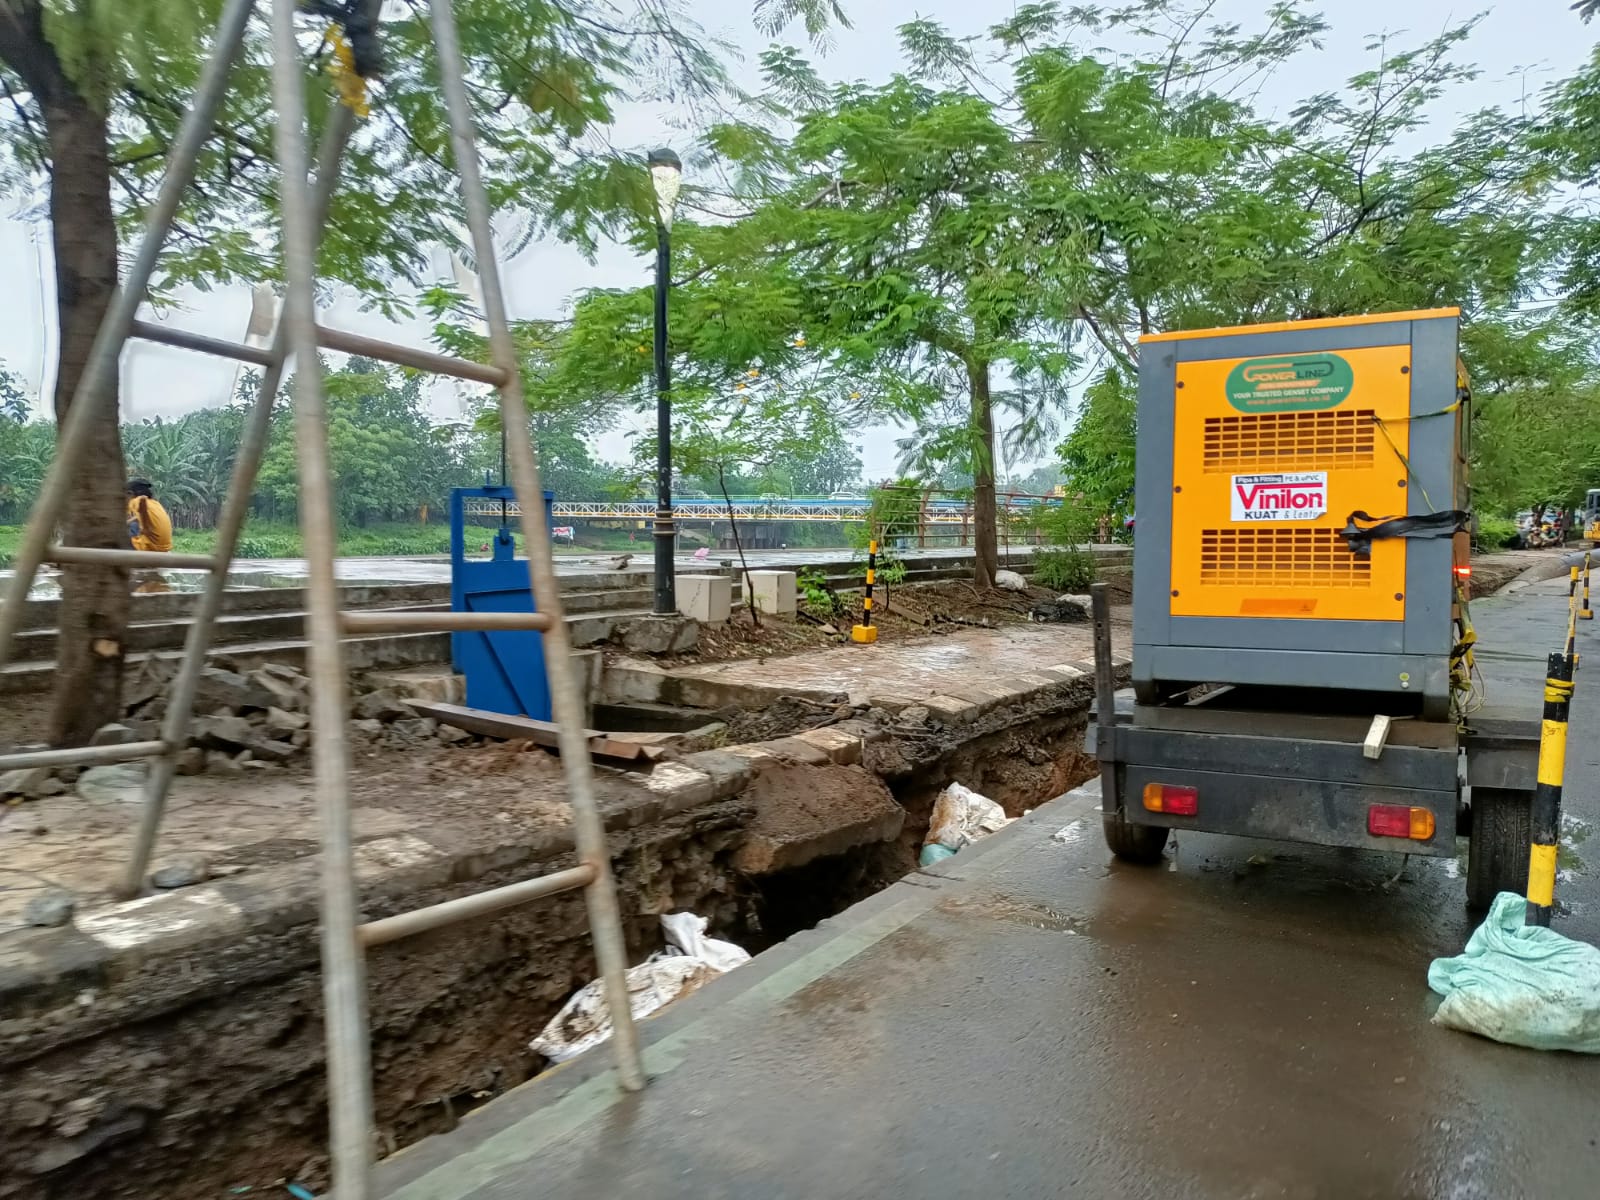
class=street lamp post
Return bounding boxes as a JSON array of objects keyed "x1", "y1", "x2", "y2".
[{"x1": 648, "y1": 147, "x2": 682, "y2": 616}]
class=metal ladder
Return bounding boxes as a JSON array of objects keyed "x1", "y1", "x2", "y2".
[{"x1": 0, "y1": 1, "x2": 644, "y2": 1194}]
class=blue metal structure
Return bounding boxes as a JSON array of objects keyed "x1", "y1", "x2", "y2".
[{"x1": 450, "y1": 485, "x2": 555, "y2": 719}]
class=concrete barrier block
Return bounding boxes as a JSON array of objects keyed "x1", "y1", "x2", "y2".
[
  {"x1": 748, "y1": 570, "x2": 798, "y2": 617},
  {"x1": 677, "y1": 575, "x2": 732, "y2": 624}
]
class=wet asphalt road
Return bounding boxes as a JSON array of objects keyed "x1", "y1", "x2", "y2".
[{"x1": 380, "y1": 579, "x2": 1600, "y2": 1200}]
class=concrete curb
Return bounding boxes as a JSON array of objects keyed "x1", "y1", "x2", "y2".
[{"x1": 869, "y1": 656, "x2": 1108, "y2": 730}]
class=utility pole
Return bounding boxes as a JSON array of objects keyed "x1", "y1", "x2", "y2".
[{"x1": 648, "y1": 147, "x2": 682, "y2": 615}]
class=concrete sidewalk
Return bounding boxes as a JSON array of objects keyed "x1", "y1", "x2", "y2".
[
  {"x1": 376, "y1": 579, "x2": 1600, "y2": 1200},
  {"x1": 667, "y1": 620, "x2": 1127, "y2": 707}
]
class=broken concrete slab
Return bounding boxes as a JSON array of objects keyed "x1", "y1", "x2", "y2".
[
  {"x1": 193, "y1": 715, "x2": 256, "y2": 752},
  {"x1": 352, "y1": 690, "x2": 412, "y2": 722},
  {"x1": 732, "y1": 762, "x2": 904, "y2": 874},
  {"x1": 363, "y1": 667, "x2": 465, "y2": 706},
  {"x1": 250, "y1": 669, "x2": 305, "y2": 711},
  {"x1": 620, "y1": 615, "x2": 700, "y2": 656},
  {"x1": 262, "y1": 707, "x2": 310, "y2": 738},
  {"x1": 1, "y1": 766, "x2": 53, "y2": 799},
  {"x1": 792, "y1": 726, "x2": 863, "y2": 765},
  {"x1": 921, "y1": 695, "x2": 980, "y2": 724},
  {"x1": 763, "y1": 736, "x2": 832, "y2": 766},
  {"x1": 192, "y1": 666, "x2": 275, "y2": 713},
  {"x1": 642, "y1": 760, "x2": 716, "y2": 814},
  {"x1": 677, "y1": 750, "x2": 755, "y2": 800}
]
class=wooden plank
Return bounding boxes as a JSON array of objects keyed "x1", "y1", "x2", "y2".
[
  {"x1": 883, "y1": 594, "x2": 930, "y2": 626},
  {"x1": 405, "y1": 700, "x2": 648, "y2": 761},
  {"x1": 1362, "y1": 714, "x2": 1392, "y2": 761}
]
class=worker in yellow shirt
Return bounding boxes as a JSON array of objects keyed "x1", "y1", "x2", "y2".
[{"x1": 126, "y1": 479, "x2": 173, "y2": 553}]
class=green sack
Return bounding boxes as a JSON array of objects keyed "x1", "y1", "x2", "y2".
[{"x1": 1427, "y1": 892, "x2": 1600, "y2": 1053}]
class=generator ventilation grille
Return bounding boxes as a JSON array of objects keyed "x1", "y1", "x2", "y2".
[
  {"x1": 1199, "y1": 528, "x2": 1372, "y2": 587},
  {"x1": 1203, "y1": 409, "x2": 1376, "y2": 471}
]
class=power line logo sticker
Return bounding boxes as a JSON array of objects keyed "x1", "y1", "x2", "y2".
[{"x1": 1225, "y1": 353, "x2": 1354, "y2": 413}]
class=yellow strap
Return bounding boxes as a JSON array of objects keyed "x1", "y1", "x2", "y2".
[{"x1": 1371, "y1": 416, "x2": 1436, "y2": 512}]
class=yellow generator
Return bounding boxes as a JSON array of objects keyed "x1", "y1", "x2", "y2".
[{"x1": 1090, "y1": 308, "x2": 1537, "y2": 909}]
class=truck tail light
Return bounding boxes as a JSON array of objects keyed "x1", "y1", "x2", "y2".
[
  {"x1": 1143, "y1": 783, "x2": 1199, "y2": 816},
  {"x1": 1367, "y1": 804, "x2": 1435, "y2": 840},
  {"x1": 1453, "y1": 564, "x2": 1471, "y2": 579}
]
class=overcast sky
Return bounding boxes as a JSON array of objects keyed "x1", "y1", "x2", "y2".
[{"x1": 0, "y1": 0, "x2": 1592, "y2": 481}]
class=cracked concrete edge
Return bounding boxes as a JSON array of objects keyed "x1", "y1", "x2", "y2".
[{"x1": 0, "y1": 783, "x2": 731, "y2": 1029}]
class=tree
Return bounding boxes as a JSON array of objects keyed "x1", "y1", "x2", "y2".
[
  {"x1": 602, "y1": 4, "x2": 1329, "y2": 588},
  {"x1": 0, "y1": 361, "x2": 28, "y2": 421},
  {"x1": 786, "y1": 428, "x2": 862, "y2": 495},
  {"x1": 1012, "y1": 463, "x2": 1063, "y2": 496},
  {"x1": 1056, "y1": 367, "x2": 1136, "y2": 529},
  {"x1": 0, "y1": 0, "x2": 840, "y2": 742},
  {"x1": 256, "y1": 356, "x2": 456, "y2": 526}
]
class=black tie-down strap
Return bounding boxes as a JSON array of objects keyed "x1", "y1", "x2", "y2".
[{"x1": 1341, "y1": 509, "x2": 1468, "y2": 558}]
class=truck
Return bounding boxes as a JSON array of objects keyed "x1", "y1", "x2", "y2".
[{"x1": 1088, "y1": 308, "x2": 1539, "y2": 909}]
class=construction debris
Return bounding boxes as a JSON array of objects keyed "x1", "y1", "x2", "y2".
[{"x1": 530, "y1": 912, "x2": 749, "y2": 1064}]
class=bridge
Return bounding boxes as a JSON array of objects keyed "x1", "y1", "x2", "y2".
[{"x1": 463, "y1": 495, "x2": 1062, "y2": 524}]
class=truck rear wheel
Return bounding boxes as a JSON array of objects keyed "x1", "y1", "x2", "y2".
[
  {"x1": 1466, "y1": 787, "x2": 1532, "y2": 911},
  {"x1": 1103, "y1": 810, "x2": 1171, "y2": 864}
]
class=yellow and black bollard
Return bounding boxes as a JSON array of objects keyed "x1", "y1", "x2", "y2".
[
  {"x1": 1526, "y1": 650, "x2": 1575, "y2": 927},
  {"x1": 852, "y1": 539, "x2": 879, "y2": 644},
  {"x1": 1566, "y1": 563, "x2": 1582, "y2": 671},
  {"x1": 1582, "y1": 552, "x2": 1594, "y2": 621}
]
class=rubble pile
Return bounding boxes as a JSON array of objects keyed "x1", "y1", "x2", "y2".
[{"x1": 0, "y1": 659, "x2": 481, "y2": 801}]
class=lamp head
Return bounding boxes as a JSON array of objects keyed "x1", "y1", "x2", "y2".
[{"x1": 647, "y1": 147, "x2": 683, "y2": 229}]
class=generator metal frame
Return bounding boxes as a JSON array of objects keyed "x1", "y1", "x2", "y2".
[
  {"x1": 1091, "y1": 309, "x2": 1541, "y2": 906},
  {"x1": 1131, "y1": 310, "x2": 1463, "y2": 719}
]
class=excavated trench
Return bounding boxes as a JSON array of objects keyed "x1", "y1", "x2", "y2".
[
  {"x1": 2, "y1": 691, "x2": 1099, "y2": 1200},
  {"x1": 745, "y1": 707, "x2": 1099, "y2": 949}
]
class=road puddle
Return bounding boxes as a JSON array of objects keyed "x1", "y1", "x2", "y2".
[{"x1": 938, "y1": 889, "x2": 1083, "y2": 932}]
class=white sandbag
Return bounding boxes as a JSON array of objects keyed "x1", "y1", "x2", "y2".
[
  {"x1": 530, "y1": 912, "x2": 749, "y2": 1063},
  {"x1": 993, "y1": 569, "x2": 1028, "y2": 591},
  {"x1": 925, "y1": 781, "x2": 1012, "y2": 852},
  {"x1": 661, "y1": 910, "x2": 751, "y2": 973}
]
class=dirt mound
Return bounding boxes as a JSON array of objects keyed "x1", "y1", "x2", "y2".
[{"x1": 733, "y1": 762, "x2": 904, "y2": 874}]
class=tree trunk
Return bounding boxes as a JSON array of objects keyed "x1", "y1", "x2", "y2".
[
  {"x1": 969, "y1": 359, "x2": 998, "y2": 590},
  {"x1": 39, "y1": 89, "x2": 128, "y2": 744}
]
